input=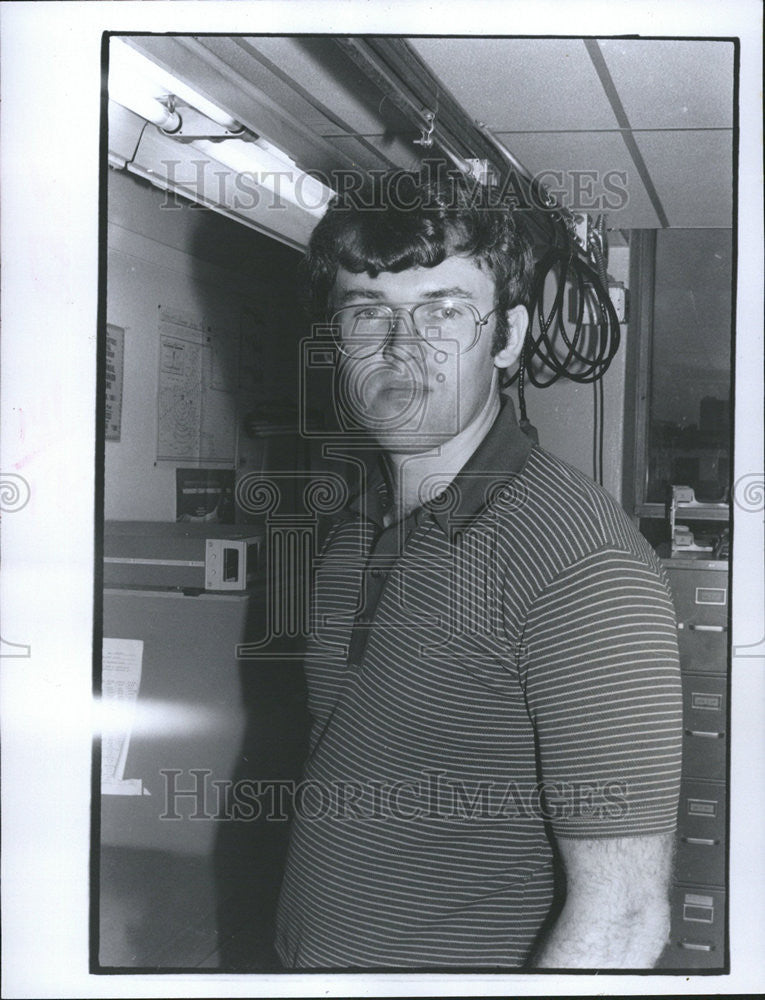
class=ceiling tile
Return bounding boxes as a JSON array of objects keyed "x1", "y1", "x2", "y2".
[
  {"x1": 632, "y1": 130, "x2": 733, "y2": 228},
  {"x1": 408, "y1": 38, "x2": 619, "y2": 131},
  {"x1": 597, "y1": 39, "x2": 735, "y2": 129},
  {"x1": 494, "y1": 131, "x2": 661, "y2": 229}
]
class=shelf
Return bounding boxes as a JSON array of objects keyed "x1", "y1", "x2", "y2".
[{"x1": 637, "y1": 503, "x2": 730, "y2": 523}]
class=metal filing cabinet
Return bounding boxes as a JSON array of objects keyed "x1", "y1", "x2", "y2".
[{"x1": 662, "y1": 557, "x2": 729, "y2": 970}]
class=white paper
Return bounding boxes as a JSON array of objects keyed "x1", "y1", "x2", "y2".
[
  {"x1": 100, "y1": 637, "x2": 144, "y2": 793},
  {"x1": 100, "y1": 777, "x2": 150, "y2": 796}
]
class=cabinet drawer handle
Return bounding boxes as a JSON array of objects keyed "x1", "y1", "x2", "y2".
[
  {"x1": 679, "y1": 940, "x2": 713, "y2": 952},
  {"x1": 687, "y1": 623, "x2": 727, "y2": 633},
  {"x1": 685, "y1": 728, "x2": 725, "y2": 739},
  {"x1": 681, "y1": 836, "x2": 719, "y2": 846}
]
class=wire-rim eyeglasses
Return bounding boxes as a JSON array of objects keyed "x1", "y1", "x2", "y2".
[{"x1": 329, "y1": 299, "x2": 498, "y2": 359}]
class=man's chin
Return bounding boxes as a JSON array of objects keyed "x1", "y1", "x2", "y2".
[
  {"x1": 344, "y1": 401, "x2": 456, "y2": 450},
  {"x1": 369, "y1": 427, "x2": 450, "y2": 453}
]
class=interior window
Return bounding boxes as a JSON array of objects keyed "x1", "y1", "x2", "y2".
[{"x1": 646, "y1": 229, "x2": 733, "y2": 505}]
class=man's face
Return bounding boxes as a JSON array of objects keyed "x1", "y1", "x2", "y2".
[{"x1": 330, "y1": 255, "x2": 513, "y2": 452}]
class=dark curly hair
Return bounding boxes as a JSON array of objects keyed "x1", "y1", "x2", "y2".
[{"x1": 303, "y1": 167, "x2": 534, "y2": 354}]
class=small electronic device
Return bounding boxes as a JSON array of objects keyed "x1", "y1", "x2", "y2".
[
  {"x1": 204, "y1": 536, "x2": 260, "y2": 590},
  {"x1": 104, "y1": 521, "x2": 263, "y2": 591}
]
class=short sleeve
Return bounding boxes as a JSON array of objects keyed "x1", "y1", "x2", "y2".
[{"x1": 519, "y1": 547, "x2": 683, "y2": 838}]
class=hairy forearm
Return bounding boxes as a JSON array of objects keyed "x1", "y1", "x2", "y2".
[
  {"x1": 532, "y1": 894, "x2": 670, "y2": 969},
  {"x1": 530, "y1": 833, "x2": 674, "y2": 969}
]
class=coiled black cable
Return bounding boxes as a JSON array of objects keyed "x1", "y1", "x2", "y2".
[
  {"x1": 520, "y1": 243, "x2": 620, "y2": 388},
  {"x1": 509, "y1": 213, "x2": 620, "y2": 484},
  {"x1": 473, "y1": 124, "x2": 620, "y2": 406}
]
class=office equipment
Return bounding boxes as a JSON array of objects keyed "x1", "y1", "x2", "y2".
[
  {"x1": 669, "y1": 485, "x2": 729, "y2": 558},
  {"x1": 103, "y1": 520, "x2": 262, "y2": 592},
  {"x1": 661, "y1": 557, "x2": 729, "y2": 970},
  {"x1": 99, "y1": 522, "x2": 308, "y2": 967},
  {"x1": 101, "y1": 584, "x2": 258, "y2": 855}
]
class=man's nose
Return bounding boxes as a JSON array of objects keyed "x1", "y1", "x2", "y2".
[{"x1": 382, "y1": 308, "x2": 419, "y2": 356}]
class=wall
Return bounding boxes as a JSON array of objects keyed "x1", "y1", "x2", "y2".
[{"x1": 104, "y1": 170, "x2": 307, "y2": 521}]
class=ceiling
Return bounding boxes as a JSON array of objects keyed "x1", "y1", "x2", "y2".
[{"x1": 112, "y1": 34, "x2": 735, "y2": 236}]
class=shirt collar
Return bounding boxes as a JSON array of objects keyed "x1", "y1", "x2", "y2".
[
  {"x1": 347, "y1": 396, "x2": 534, "y2": 532},
  {"x1": 425, "y1": 396, "x2": 534, "y2": 533},
  {"x1": 348, "y1": 453, "x2": 390, "y2": 527}
]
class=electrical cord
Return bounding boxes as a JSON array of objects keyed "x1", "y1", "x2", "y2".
[
  {"x1": 529, "y1": 252, "x2": 584, "y2": 386},
  {"x1": 508, "y1": 210, "x2": 617, "y2": 486},
  {"x1": 592, "y1": 376, "x2": 604, "y2": 486},
  {"x1": 514, "y1": 244, "x2": 621, "y2": 388},
  {"x1": 591, "y1": 215, "x2": 609, "y2": 486}
]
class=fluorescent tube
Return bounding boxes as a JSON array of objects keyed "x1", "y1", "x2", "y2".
[
  {"x1": 109, "y1": 37, "x2": 241, "y2": 131},
  {"x1": 192, "y1": 138, "x2": 333, "y2": 217}
]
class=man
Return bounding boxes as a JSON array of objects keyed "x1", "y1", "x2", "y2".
[{"x1": 274, "y1": 170, "x2": 683, "y2": 969}]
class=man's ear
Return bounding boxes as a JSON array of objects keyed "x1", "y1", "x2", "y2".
[{"x1": 493, "y1": 304, "x2": 528, "y2": 371}]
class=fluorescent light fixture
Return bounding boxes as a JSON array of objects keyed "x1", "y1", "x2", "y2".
[
  {"x1": 109, "y1": 37, "x2": 241, "y2": 131},
  {"x1": 193, "y1": 138, "x2": 333, "y2": 218},
  {"x1": 108, "y1": 36, "x2": 334, "y2": 223}
]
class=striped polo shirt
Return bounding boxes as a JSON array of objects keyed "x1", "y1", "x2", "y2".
[{"x1": 275, "y1": 401, "x2": 683, "y2": 969}]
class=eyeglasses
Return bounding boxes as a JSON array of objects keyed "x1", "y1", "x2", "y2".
[{"x1": 330, "y1": 299, "x2": 498, "y2": 359}]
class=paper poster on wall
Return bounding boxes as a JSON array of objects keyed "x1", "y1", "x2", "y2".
[
  {"x1": 156, "y1": 306, "x2": 239, "y2": 461},
  {"x1": 105, "y1": 324, "x2": 125, "y2": 441}
]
